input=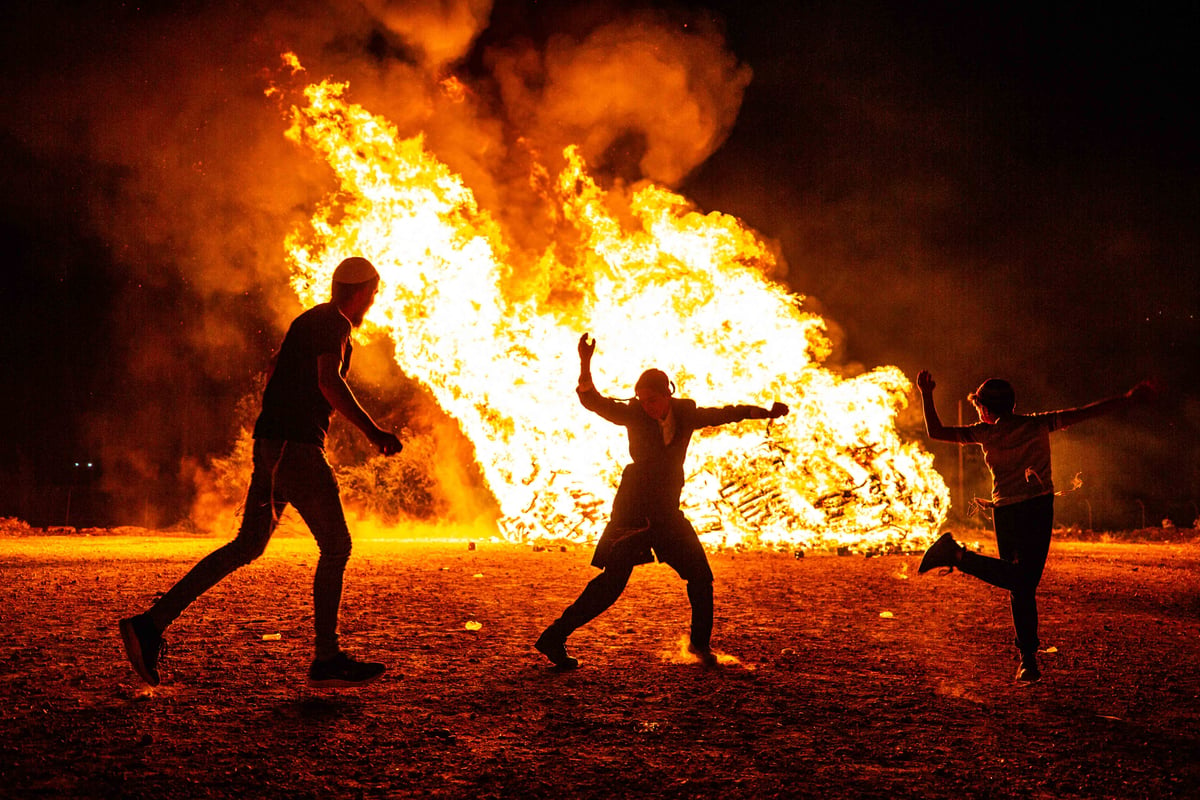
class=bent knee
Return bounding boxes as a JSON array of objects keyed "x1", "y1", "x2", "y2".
[
  {"x1": 597, "y1": 564, "x2": 633, "y2": 585},
  {"x1": 1009, "y1": 583, "x2": 1039, "y2": 603},
  {"x1": 317, "y1": 532, "x2": 352, "y2": 562},
  {"x1": 225, "y1": 539, "x2": 269, "y2": 567}
]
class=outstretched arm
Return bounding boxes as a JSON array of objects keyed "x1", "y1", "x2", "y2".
[
  {"x1": 318, "y1": 353, "x2": 402, "y2": 455},
  {"x1": 917, "y1": 370, "x2": 958, "y2": 442},
  {"x1": 1055, "y1": 378, "x2": 1161, "y2": 429},
  {"x1": 691, "y1": 400, "x2": 789, "y2": 428}
]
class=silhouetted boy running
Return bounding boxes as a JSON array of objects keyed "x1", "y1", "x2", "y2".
[
  {"x1": 535, "y1": 333, "x2": 788, "y2": 669},
  {"x1": 120, "y1": 257, "x2": 403, "y2": 688},
  {"x1": 916, "y1": 370, "x2": 1158, "y2": 681}
]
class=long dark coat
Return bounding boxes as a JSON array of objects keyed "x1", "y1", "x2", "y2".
[{"x1": 579, "y1": 385, "x2": 763, "y2": 577}]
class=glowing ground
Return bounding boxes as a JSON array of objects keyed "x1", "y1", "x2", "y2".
[{"x1": 2, "y1": 533, "x2": 1199, "y2": 798}]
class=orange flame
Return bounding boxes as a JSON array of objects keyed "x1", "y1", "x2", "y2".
[{"x1": 280, "y1": 71, "x2": 949, "y2": 551}]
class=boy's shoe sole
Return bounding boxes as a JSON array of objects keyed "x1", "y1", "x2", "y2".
[
  {"x1": 1015, "y1": 664, "x2": 1042, "y2": 683},
  {"x1": 307, "y1": 653, "x2": 387, "y2": 688},
  {"x1": 535, "y1": 632, "x2": 580, "y2": 670},
  {"x1": 918, "y1": 532, "x2": 961, "y2": 574}
]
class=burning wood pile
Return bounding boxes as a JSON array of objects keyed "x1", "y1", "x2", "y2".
[{"x1": 271, "y1": 60, "x2": 950, "y2": 552}]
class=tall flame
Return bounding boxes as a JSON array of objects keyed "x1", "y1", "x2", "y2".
[{"x1": 281, "y1": 74, "x2": 949, "y2": 551}]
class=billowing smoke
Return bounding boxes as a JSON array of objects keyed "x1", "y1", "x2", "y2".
[
  {"x1": 487, "y1": 10, "x2": 751, "y2": 186},
  {"x1": 360, "y1": 0, "x2": 495, "y2": 69}
]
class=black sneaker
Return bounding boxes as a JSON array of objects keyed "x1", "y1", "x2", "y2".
[
  {"x1": 534, "y1": 630, "x2": 579, "y2": 670},
  {"x1": 1015, "y1": 656, "x2": 1042, "y2": 683},
  {"x1": 307, "y1": 652, "x2": 387, "y2": 688},
  {"x1": 119, "y1": 614, "x2": 164, "y2": 686},
  {"x1": 919, "y1": 532, "x2": 963, "y2": 574},
  {"x1": 687, "y1": 643, "x2": 718, "y2": 668}
]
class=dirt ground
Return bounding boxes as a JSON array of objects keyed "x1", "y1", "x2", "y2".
[{"x1": 2, "y1": 529, "x2": 1199, "y2": 799}]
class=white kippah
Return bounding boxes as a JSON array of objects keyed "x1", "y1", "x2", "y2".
[{"x1": 331, "y1": 257, "x2": 379, "y2": 284}]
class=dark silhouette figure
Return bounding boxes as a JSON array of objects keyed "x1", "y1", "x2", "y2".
[
  {"x1": 916, "y1": 370, "x2": 1159, "y2": 682},
  {"x1": 120, "y1": 257, "x2": 403, "y2": 689},
  {"x1": 536, "y1": 333, "x2": 788, "y2": 669}
]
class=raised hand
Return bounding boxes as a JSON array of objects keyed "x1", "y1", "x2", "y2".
[{"x1": 578, "y1": 333, "x2": 596, "y2": 364}]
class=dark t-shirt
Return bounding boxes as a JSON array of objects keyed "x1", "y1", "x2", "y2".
[
  {"x1": 252, "y1": 303, "x2": 352, "y2": 447},
  {"x1": 947, "y1": 412, "x2": 1063, "y2": 506}
]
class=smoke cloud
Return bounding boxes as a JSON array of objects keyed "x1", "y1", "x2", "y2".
[
  {"x1": 360, "y1": 0, "x2": 495, "y2": 70},
  {"x1": 488, "y1": 9, "x2": 751, "y2": 186}
]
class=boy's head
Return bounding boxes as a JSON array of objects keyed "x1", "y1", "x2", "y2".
[
  {"x1": 635, "y1": 368, "x2": 673, "y2": 420},
  {"x1": 331, "y1": 257, "x2": 381, "y2": 326},
  {"x1": 969, "y1": 378, "x2": 1016, "y2": 417}
]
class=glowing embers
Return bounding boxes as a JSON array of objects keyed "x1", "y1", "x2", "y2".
[{"x1": 281, "y1": 71, "x2": 950, "y2": 551}]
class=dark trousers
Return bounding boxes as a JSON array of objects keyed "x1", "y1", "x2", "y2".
[
  {"x1": 146, "y1": 439, "x2": 352, "y2": 659},
  {"x1": 546, "y1": 563, "x2": 715, "y2": 651},
  {"x1": 958, "y1": 493, "x2": 1054, "y2": 656}
]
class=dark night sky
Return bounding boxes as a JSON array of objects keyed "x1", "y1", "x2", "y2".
[{"x1": 1, "y1": 0, "x2": 1196, "y2": 530}]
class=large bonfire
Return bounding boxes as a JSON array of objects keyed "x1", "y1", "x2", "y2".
[{"x1": 274, "y1": 62, "x2": 949, "y2": 553}]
